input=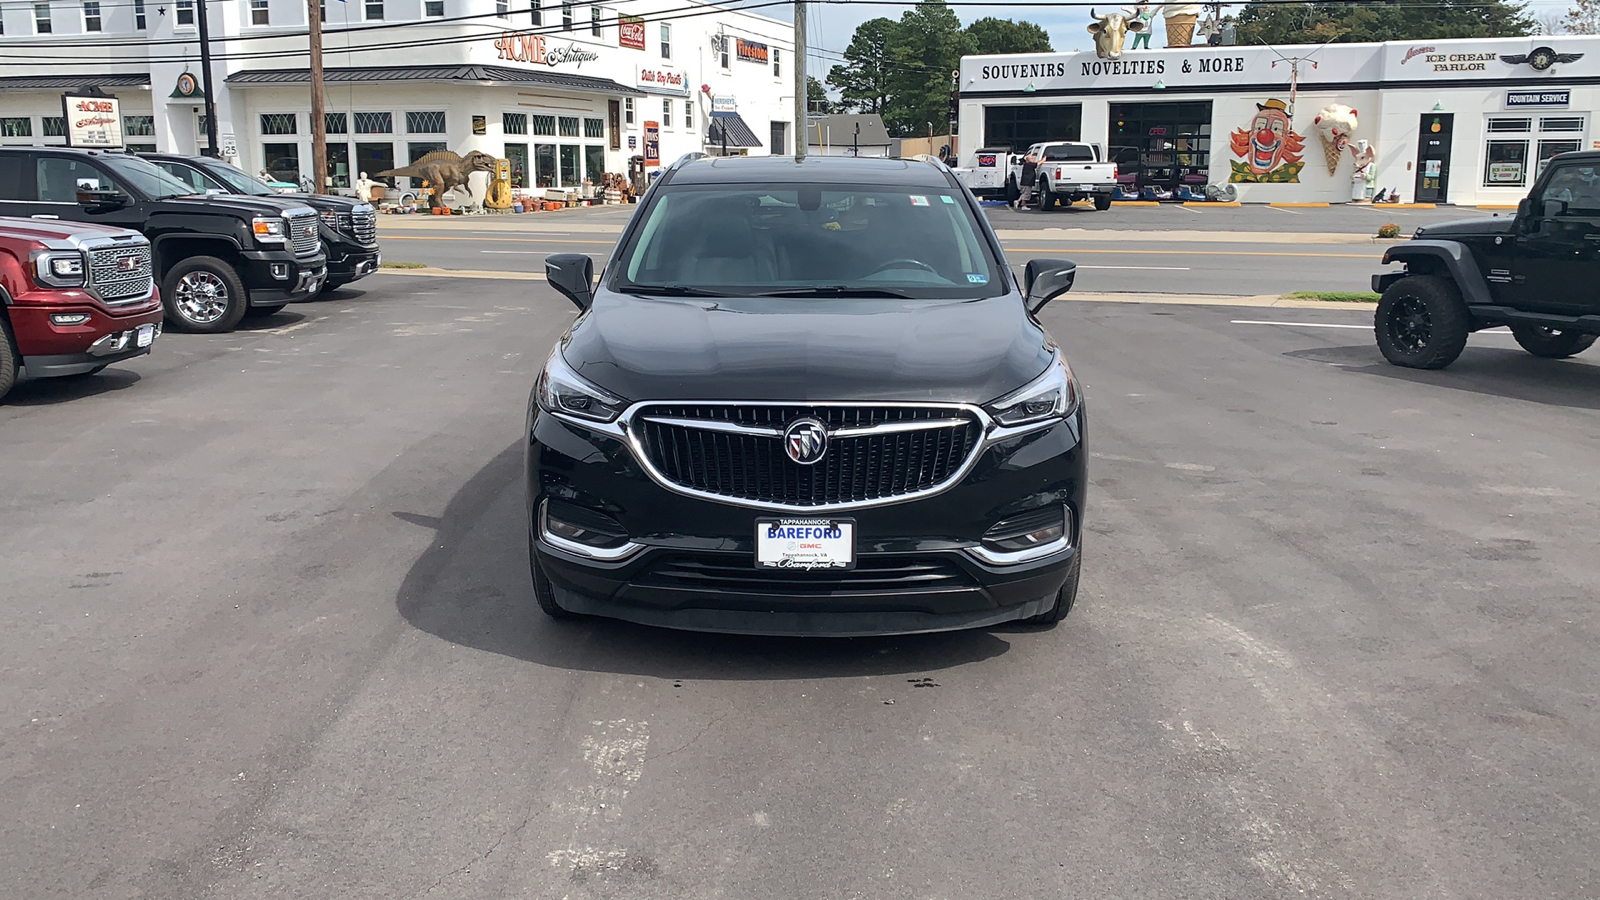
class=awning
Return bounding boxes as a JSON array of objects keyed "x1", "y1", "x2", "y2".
[
  {"x1": 706, "y1": 112, "x2": 762, "y2": 149},
  {"x1": 0, "y1": 73, "x2": 149, "y2": 90},
  {"x1": 227, "y1": 65, "x2": 643, "y2": 96}
]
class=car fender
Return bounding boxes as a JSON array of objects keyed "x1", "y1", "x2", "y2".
[{"x1": 1373, "y1": 240, "x2": 1493, "y2": 306}]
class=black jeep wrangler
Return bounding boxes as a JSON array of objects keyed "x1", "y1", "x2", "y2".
[
  {"x1": 1373, "y1": 150, "x2": 1600, "y2": 369},
  {"x1": 0, "y1": 147, "x2": 326, "y2": 334}
]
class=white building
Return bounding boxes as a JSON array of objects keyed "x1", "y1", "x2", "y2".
[
  {"x1": 960, "y1": 35, "x2": 1600, "y2": 205},
  {"x1": 0, "y1": 0, "x2": 795, "y2": 192}
]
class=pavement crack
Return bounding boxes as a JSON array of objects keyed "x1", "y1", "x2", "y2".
[
  {"x1": 644, "y1": 713, "x2": 727, "y2": 763},
  {"x1": 408, "y1": 805, "x2": 549, "y2": 898}
]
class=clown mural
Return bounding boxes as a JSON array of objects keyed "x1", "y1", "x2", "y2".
[{"x1": 1229, "y1": 99, "x2": 1306, "y2": 183}]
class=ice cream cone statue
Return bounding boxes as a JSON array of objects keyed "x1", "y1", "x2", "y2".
[
  {"x1": 1312, "y1": 104, "x2": 1359, "y2": 175},
  {"x1": 1163, "y1": 3, "x2": 1201, "y2": 46}
]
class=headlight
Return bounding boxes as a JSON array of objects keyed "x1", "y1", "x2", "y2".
[
  {"x1": 537, "y1": 348, "x2": 628, "y2": 423},
  {"x1": 252, "y1": 216, "x2": 287, "y2": 242},
  {"x1": 33, "y1": 250, "x2": 87, "y2": 288},
  {"x1": 986, "y1": 353, "x2": 1079, "y2": 427}
]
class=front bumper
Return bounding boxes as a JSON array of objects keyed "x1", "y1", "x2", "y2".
[
  {"x1": 527, "y1": 406, "x2": 1087, "y2": 636},
  {"x1": 9, "y1": 293, "x2": 165, "y2": 378},
  {"x1": 326, "y1": 242, "x2": 381, "y2": 284},
  {"x1": 239, "y1": 249, "x2": 328, "y2": 305}
]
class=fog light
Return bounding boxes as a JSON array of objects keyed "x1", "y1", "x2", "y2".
[
  {"x1": 50, "y1": 313, "x2": 91, "y2": 326},
  {"x1": 543, "y1": 499, "x2": 630, "y2": 549},
  {"x1": 270, "y1": 263, "x2": 289, "y2": 280},
  {"x1": 969, "y1": 505, "x2": 1074, "y2": 565}
]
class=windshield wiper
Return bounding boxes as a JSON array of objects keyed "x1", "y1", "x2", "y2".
[
  {"x1": 621, "y1": 284, "x2": 736, "y2": 297},
  {"x1": 757, "y1": 286, "x2": 916, "y2": 299}
]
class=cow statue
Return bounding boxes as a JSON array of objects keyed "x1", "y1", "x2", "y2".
[{"x1": 1088, "y1": 8, "x2": 1143, "y2": 60}]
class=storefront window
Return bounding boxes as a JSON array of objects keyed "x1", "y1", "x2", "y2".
[
  {"x1": 535, "y1": 144, "x2": 557, "y2": 187},
  {"x1": 357, "y1": 142, "x2": 396, "y2": 185},
  {"x1": 124, "y1": 115, "x2": 155, "y2": 137},
  {"x1": 1, "y1": 118, "x2": 32, "y2": 138},
  {"x1": 1484, "y1": 140, "x2": 1529, "y2": 187},
  {"x1": 262, "y1": 143, "x2": 299, "y2": 183},
  {"x1": 354, "y1": 112, "x2": 392, "y2": 134},
  {"x1": 406, "y1": 111, "x2": 446, "y2": 134},
  {"x1": 560, "y1": 145, "x2": 579, "y2": 185},
  {"x1": 984, "y1": 104, "x2": 1082, "y2": 153},
  {"x1": 1109, "y1": 101, "x2": 1212, "y2": 192},
  {"x1": 504, "y1": 112, "x2": 527, "y2": 135},
  {"x1": 531, "y1": 115, "x2": 556, "y2": 136},
  {"x1": 261, "y1": 113, "x2": 298, "y2": 135},
  {"x1": 41, "y1": 117, "x2": 64, "y2": 138},
  {"x1": 584, "y1": 117, "x2": 604, "y2": 139},
  {"x1": 325, "y1": 112, "x2": 348, "y2": 134},
  {"x1": 327, "y1": 144, "x2": 351, "y2": 189},
  {"x1": 1538, "y1": 140, "x2": 1582, "y2": 177},
  {"x1": 559, "y1": 116, "x2": 580, "y2": 137},
  {"x1": 585, "y1": 145, "x2": 605, "y2": 181},
  {"x1": 505, "y1": 143, "x2": 529, "y2": 188},
  {"x1": 408, "y1": 141, "x2": 447, "y2": 164}
]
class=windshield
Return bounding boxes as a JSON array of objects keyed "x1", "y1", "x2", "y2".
[
  {"x1": 198, "y1": 159, "x2": 277, "y2": 196},
  {"x1": 613, "y1": 183, "x2": 1005, "y2": 299},
  {"x1": 98, "y1": 154, "x2": 197, "y2": 200}
]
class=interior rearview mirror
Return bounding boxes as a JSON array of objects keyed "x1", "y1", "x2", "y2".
[
  {"x1": 76, "y1": 189, "x2": 127, "y2": 212},
  {"x1": 1023, "y1": 258, "x2": 1077, "y2": 315},
  {"x1": 545, "y1": 253, "x2": 595, "y2": 311}
]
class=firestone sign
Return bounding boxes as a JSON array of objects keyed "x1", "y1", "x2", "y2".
[{"x1": 62, "y1": 93, "x2": 123, "y2": 149}]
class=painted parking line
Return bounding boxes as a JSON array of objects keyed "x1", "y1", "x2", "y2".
[
  {"x1": 1007, "y1": 247, "x2": 1378, "y2": 258},
  {"x1": 382, "y1": 234, "x2": 615, "y2": 245},
  {"x1": 1076, "y1": 265, "x2": 1191, "y2": 270},
  {"x1": 1233, "y1": 320, "x2": 1516, "y2": 335}
]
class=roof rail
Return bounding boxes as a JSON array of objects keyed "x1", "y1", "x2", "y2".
[{"x1": 907, "y1": 153, "x2": 950, "y2": 169}]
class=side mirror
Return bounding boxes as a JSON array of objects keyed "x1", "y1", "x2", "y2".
[
  {"x1": 1023, "y1": 258, "x2": 1077, "y2": 314},
  {"x1": 76, "y1": 189, "x2": 127, "y2": 212},
  {"x1": 1517, "y1": 197, "x2": 1532, "y2": 219},
  {"x1": 545, "y1": 253, "x2": 595, "y2": 311}
]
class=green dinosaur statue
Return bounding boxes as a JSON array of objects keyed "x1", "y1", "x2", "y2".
[{"x1": 376, "y1": 150, "x2": 497, "y2": 208}]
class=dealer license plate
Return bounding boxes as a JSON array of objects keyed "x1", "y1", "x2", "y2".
[
  {"x1": 1078, "y1": 184, "x2": 1097, "y2": 191},
  {"x1": 135, "y1": 324, "x2": 155, "y2": 348},
  {"x1": 756, "y1": 518, "x2": 855, "y2": 570}
]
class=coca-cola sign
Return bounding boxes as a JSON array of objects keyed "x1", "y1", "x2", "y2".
[{"x1": 618, "y1": 15, "x2": 645, "y2": 50}]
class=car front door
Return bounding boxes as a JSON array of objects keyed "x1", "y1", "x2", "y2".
[
  {"x1": 1514, "y1": 162, "x2": 1600, "y2": 315},
  {"x1": 32, "y1": 155, "x2": 148, "y2": 232}
]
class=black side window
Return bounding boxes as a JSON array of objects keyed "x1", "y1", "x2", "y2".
[
  {"x1": 36, "y1": 157, "x2": 120, "y2": 203},
  {"x1": 1540, "y1": 165, "x2": 1600, "y2": 216},
  {"x1": 157, "y1": 161, "x2": 210, "y2": 193},
  {"x1": 0, "y1": 155, "x2": 25, "y2": 200}
]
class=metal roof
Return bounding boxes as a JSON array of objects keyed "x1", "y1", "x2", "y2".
[
  {"x1": 0, "y1": 73, "x2": 150, "y2": 90},
  {"x1": 705, "y1": 112, "x2": 763, "y2": 149},
  {"x1": 226, "y1": 65, "x2": 644, "y2": 96}
]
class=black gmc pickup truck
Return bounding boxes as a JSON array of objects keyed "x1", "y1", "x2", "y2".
[
  {"x1": 1373, "y1": 150, "x2": 1600, "y2": 369},
  {"x1": 142, "y1": 153, "x2": 380, "y2": 294},
  {"x1": 0, "y1": 147, "x2": 326, "y2": 333}
]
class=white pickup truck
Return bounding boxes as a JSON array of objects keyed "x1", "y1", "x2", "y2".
[
  {"x1": 951, "y1": 147, "x2": 1012, "y2": 200},
  {"x1": 1012, "y1": 141, "x2": 1119, "y2": 211}
]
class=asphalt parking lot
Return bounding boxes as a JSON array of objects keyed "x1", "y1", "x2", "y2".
[{"x1": 3, "y1": 274, "x2": 1598, "y2": 899}]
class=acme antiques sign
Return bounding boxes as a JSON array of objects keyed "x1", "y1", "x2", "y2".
[
  {"x1": 62, "y1": 93, "x2": 123, "y2": 148},
  {"x1": 494, "y1": 32, "x2": 600, "y2": 68}
]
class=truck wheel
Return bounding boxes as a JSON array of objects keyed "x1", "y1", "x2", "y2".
[
  {"x1": 1094, "y1": 194, "x2": 1113, "y2": 211},
  {"x1": 1509, "y1": 323, "x2": 1597, "y2": 359},
  {"x1": 244, "y1": 304, "x2": 288, "y2": 318},
  {"x1": 1024, "y1": 546, "x2": 1081, "y2": 627},
  {"x1": 0, "y1": 317, "x2": 17, "y2": 403},
  {"x1": 1004, "y1": 178, "x2": 1019, "y2": 204},
  {"x1": 163, "y1": 256, "x2": 249, "y2": 334},
  {"x1": 1038, "y1": 181, "x2": 1057, "y2": 210},
  {"x1": 1374, "y1": 275, "x2": 1471, "y2": 370}
]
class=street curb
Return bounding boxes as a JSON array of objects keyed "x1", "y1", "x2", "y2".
[
  {"x1": 1270, "y1": 202, "x2": 1331, "y2": 208},
  {"x1": 1184, "y1": 201, "x2": 1241, "y2": 207}
]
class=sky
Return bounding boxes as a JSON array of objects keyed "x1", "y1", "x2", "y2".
[{"x1": 751, "y1": 0, "x2": 1579, "y2": 84}]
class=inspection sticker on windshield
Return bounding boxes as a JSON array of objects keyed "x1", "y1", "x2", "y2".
[
  {"x1": 757, "y1": 518, "x2": 855, "y2": 570},
  {"x1": 941, "y1": 195, "x2": 956, "y2": 204},
  {"x1": 967, "y1": 273, "x2": 988, "y2": 284},
  {"x1": 909, "y1": 195, "x2": 930, "y2": 206}
]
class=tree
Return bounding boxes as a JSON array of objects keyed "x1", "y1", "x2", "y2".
[
  {"x1": 807, "y1": 76, "x2": 837, "y2": 115},
  {"x1": 827, "y1": 17, "x2": 897, "y2": 115},
  {"x1": 882, "y1": 0, "x2": 972, "y2": 137},
  {"x1": 1563, "y1": 0, "x2": 1600, "y2": 33},
  {"x1": 965, "y1": 16, "x2": 1053, "y2": 55},
  {"x1": 1235, "y1": 0, "x2": 1535, "y2": 44}
]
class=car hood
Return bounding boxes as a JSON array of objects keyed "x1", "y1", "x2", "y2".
[
  {"x1": 0, "y1": 215, "x2": 141, "y2": 244},
  {"x1": 277, "y1": 192, "x2": 363, "y2": 212},
  {"x1": 1414, "y1": 216, "x2": 1515, "y2": 239},
  {"x1": 156, "y1": 194, "x2": 314, "y2": 217},
  {"x1": 565, "y1": 291, "x2": 1054, "y2": 404}
]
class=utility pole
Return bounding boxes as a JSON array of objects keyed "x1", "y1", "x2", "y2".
[
  {"x1": 793, "y1": 0, "x2": 806, "y2": 160},
  {"x1": 307, "y1": 0, "x2": 327, "y2": 192},
  {"x1": 196, "y1": 0, "x2": 219, "y2": 156}
]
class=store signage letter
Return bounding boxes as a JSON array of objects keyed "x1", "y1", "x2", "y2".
[{"x1": 736, "y1": 38, "x2": 769, "y2": 64}]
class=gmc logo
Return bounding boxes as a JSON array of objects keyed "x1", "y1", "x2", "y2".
[{"x1": 115, "y1": 256, "x2": 139, "y2": 272}]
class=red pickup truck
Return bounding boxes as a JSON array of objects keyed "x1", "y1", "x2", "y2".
[{"x1": 0, "y1": 218, "x2": 162, "y2": 402}]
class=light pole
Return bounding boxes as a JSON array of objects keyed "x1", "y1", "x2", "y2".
[
  {"x1": 307, "y1": 0, "x2": 327, "y2": 192},
  {"x1": 196, "y1": 0, "x2": 219, "y2": 156},
  {"x1": 793, "y1": 0, "x2": 806, "y2": 160}
]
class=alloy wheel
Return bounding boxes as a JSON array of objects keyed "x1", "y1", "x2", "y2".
[
  {"x1": 174, "y1": 271, "x2": 231, "y2": 324},
  {"x1": 1388, "y1": 295, "x2": 1432, "y2": 355}
]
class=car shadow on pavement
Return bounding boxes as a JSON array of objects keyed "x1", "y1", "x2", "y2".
[
  {"x1": 1286, "y1": 343, "x2": 1600, "y2": 410},
  {"x1": 4, "y1": 368, "x2": 141, "y2": 406},
  {"x1": 395, "y1": 442, "x2": 1013, "y2": 680},
  {"x1": 234, "y1": 311, "x2": 310, "y2": 331}
]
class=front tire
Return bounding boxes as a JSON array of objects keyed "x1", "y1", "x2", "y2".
[
  {"x1": 1038, "y1": 180, "x2": 1057, "y2": 210},
  {"x1": 163, "y1": 256, "x2": 249, "y2": 334},
  {"x1": 1024, "y1": 548, "x2": 1082, "y2": 627},
  {"x1": 1509, "y1": 323, "x2": 1597, "y2": 358},
  {"x1": 0, "y1": 317, "x2": 17, "y2": 403},
  {"x1": 1374, "y1": 275, "x2": 1471, "y2": 370},
  {"x1": 529, "y1": 534, "x2": 577, "y2": 620}
]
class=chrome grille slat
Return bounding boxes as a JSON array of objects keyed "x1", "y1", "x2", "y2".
[
  {"x1": 634, "y1": 404, "x2": 983, "y2": 509},
  {"x1": 287, "y1": 212, "x2": 320, "y2": 257},
  {"x1": 86, "y1": 244, "x2": 152, "y2": 305},
  {"x1": 349, "y1": 208, "x2": 377, "y2": 246}
]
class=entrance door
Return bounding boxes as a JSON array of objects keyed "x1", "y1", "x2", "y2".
[
  {"x1": 770, "y1": 121, "x2": 787, "y2": 156},
  {"x1": 1513, "y1": 159, "x2": 1600, "y2": 314},
  {"x1": 1414, "y1": 114, "x2": 1453, "y2": 203}
]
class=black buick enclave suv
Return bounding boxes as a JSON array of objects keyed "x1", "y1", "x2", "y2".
[{"x1": 529, "y1": 154, "x2": 1086, "y2": 636}]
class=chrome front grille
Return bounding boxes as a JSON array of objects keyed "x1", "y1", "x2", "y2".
[
  {"x1": 287, "y1": 212, "x2": 320, "y2": 257},
  {"x1": 632, "y1": 404, "x2": 984, "y2": 509},
  {"x1": 349, "y1": 207, "x2": 377, "y2": 246},
  {"x1": 86, "y1": 243, "x2": 152, "y2": 304},
  {"x1": 636, "y1": 552, "x2": 977, "y2": 595}
]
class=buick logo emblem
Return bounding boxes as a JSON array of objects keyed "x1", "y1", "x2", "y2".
[{"x1": 784, "y1": 418, "x2": 828, "y2": 466}]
